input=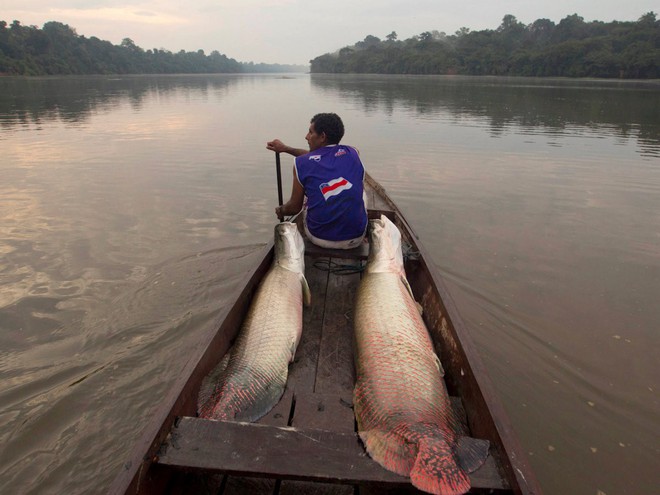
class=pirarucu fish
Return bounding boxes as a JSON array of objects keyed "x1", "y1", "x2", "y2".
[
  {"x1": 353, "y1": 215, "x2": 488, "y2": 495},
  {"x1": 198, "y1": 221, "x2": 310, "y2": 422}
]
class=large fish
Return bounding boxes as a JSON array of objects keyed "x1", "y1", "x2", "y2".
[
  {"x1": 353, "y1": 215, "x2": 489, "y2": 495},
  {"x1": 198, "y1": 221, "x2": 311, "y2": 422}
]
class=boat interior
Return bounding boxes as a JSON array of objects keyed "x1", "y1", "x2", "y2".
[{"x1": 152, "y1": 181, "x2": 509, "y2": 494}]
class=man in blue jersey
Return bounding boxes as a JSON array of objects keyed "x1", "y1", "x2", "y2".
[{"x1": 267, "y1": 113, "x2": 368, "y2": 249}]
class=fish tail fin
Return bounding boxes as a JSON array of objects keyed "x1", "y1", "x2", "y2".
[
  {"x1": 358, "y1": 429, "x2": 415, "y2": 476},
  {"x1": 410, "y1": 437, "x2": 470, "y2": 495},
  {"x1": 455, "y1": 436, "x2": 490, "y2": 473},
  {"x1": 199, "y1": 368, "x2": 288, "y2": 423},
  {"x1": 233, "y1": 373, "x2": 287, "y2": 422}
]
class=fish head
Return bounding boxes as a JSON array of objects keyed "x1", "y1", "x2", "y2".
[
  {"x1": 366, "y1": 215, "x2": 405, "y2": 276},
  {"x1": 274, "y1": 221, "x2": 305, "y2": 274}
]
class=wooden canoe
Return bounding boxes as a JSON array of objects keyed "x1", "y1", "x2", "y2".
[{"x1": 109, "y1": 173, "x2": 543, "y2": 495}]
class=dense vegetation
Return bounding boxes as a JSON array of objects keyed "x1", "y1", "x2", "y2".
[
  {"x1": 0, "y1": 20, "x2": 305, "y2": 75},
  {"x1": 311, "y1": 13, "x2": 660, "y2": 78}
]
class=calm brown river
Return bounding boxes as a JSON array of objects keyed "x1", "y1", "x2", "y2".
[{"x1": 1, "y1": 74, "x2": 658, "y2": 494}]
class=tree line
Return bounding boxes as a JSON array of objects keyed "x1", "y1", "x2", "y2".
[
  {"x1": 310, "y1": 13, "x2": 660, "y2": 78},
  {"x1": 0, "y1": 20, "x2": 306, "y2": 75}
]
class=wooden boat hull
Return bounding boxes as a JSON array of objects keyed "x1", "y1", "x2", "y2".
[{"x1": 109, "y1": 173, "x2": 542, "y2": 495}]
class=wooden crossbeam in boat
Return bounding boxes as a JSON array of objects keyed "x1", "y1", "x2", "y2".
[{"x1": 157, "y1": 417, "x2": 507, "y2": 490}]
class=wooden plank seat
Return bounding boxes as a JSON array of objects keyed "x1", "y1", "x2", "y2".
[{"x1": 157, "y1": 415, "x2": 507, "y2": 491}]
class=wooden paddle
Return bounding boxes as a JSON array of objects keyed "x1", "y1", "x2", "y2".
[{"x1": 275, "y1": 152, "x2": 284, "y2": 221}]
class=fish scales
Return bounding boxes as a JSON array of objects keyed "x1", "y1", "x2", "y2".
[
  {"x1": 201, "y1": 266, "x2": 301, "y2": 420},
  {"x1": 199, "y1": 222, "x2": 309, "y2": 422},
  {"x1": 354, "y1": 272, "x2": 455, "y2": 438},
  {"x1": 354, "y1": 215, "x2": 485, "y2": 495}
]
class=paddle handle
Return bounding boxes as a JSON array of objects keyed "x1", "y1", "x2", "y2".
[{"x1": 275, "y1": 152, "x2": 284, "y2": 221}]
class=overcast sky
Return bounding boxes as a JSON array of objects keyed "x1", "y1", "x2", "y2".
[{"x1": 4, "y1": 1, "x2": 657, "y2": 65}]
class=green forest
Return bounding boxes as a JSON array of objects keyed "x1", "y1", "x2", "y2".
[
  {"x1": 311, "y1": 13, "x2": 660, "y2": 78},
  {"x1": 2, "y1": 14, "x2": 659, "y2": 77},
  {"x1": 0, "y1": 20, "x2": 305, "y2": 75}
]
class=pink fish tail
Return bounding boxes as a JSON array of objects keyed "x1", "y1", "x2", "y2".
[
  {"x1": 410, "y1": 437, "x2": 470, "y2": 495},
  {"x1": 358, "y1": 429, "x2": 415, "y2": 476}
]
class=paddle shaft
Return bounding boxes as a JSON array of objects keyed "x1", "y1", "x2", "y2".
[{"x1": 275, "y1": 152, "x2": 284, "y2": 221}]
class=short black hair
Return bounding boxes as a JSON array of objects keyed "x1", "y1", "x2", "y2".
[{"x1": 311, "y1": 113, "x2": 344, "y2": 144}]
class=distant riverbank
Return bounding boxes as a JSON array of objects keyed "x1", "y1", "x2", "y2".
[
  {"x1": 310, "y1": 13, "x2": 660, "y2": 79},
  {"x1": 0, "y1": 20, "x2": 307, "y2": 76}
]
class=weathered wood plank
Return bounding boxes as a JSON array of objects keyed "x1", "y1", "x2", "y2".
[
  {"x1": 364, "y1": 183, "x2": 376, "y2": 211},
  {"x1": 222, "y1": 475, "x2": 276, "y2": 495},
  {"x1": 282, "y1": 392, "x2": 356, "y2": 495},
  {"x1": 290, "y1": 393, "x2": 354, "y2": 433},
  {"x1": 285, "y1": 259, "x2": 328, "y2": 396},
  {"x1": 221, "y1": 378, "x2": 295, "y2": 493},
  {"x1": 314, "y1": 263, "x2": 359, "y2": 396},
  {"x1": 159, "y1": 417, "x2": 403, "y2": 484},
  {"x1": 158, "y1": 417, "x2": 506, "y2": 490},
  {"x1": 165, "y1": 470, "x2": 225, "y2": 495},
  {"x1": 258, "y1": 388, "x2": 294, "y2": 427},
  {"x1": 278, "y1": 480, "x2": 352, "y2": 495},
  {"x1": 364, "y1": 180, "x2": 394, "y2": 214}
]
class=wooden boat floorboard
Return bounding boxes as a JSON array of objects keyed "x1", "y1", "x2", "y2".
[{"x1": 158, "y1": 416, "x2": 505, "y2": 490}]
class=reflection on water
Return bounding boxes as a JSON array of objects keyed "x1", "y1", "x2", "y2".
[
  {"x1": 0, "y1": 75, "x2": 241, "y2": 131},
  {"x1": 3, "y1": 74, "x2": 659, "y2": 157},
  {"x1": 312, "y1": 74, "x2": 660, "y2": 157},
  {"x1": 0, "y1": 74, "x2": 658, "y2": 495}
]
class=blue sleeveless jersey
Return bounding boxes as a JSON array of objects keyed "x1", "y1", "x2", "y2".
[{"x1": 295, "y1": 145, "x2": 367, "y2": 242}]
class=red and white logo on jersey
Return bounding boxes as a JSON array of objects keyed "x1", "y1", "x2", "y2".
[{"x1": 319, "y1": 177, "x2": 353, "y2": 200}]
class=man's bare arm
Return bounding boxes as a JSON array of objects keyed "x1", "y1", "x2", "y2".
[{"x1": 267, "y1": 139, "x2": 308, "y2": 157}]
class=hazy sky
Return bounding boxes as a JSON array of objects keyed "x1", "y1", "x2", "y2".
[{"x1": 4, "y1": 1, "x2": 657, "y2": 65}]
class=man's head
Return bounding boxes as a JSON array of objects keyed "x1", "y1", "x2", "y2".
[{"x1": 306, "y1": 113, "x2": 345, "y2": 151}]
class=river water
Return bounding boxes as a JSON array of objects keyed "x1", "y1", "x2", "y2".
[{"x1": 0, "y1": 74, "x2": 658, "y2": 495}]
